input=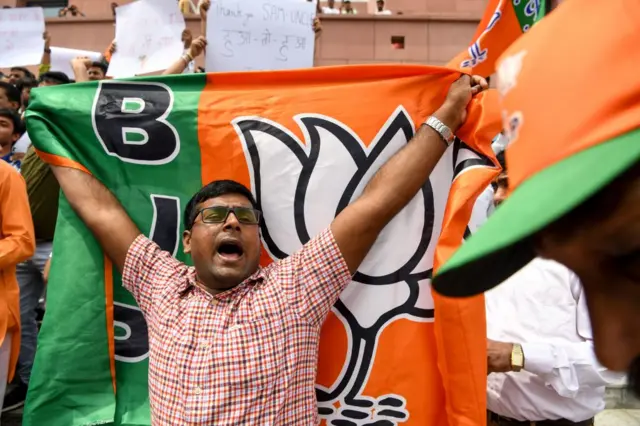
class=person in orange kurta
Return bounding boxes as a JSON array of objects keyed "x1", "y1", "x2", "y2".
[{"x1": 0, "y1": 160, "x2": 35, "y2": 412}]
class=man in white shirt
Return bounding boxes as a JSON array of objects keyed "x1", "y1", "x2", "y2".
[
  {"x1": 375, "y1": 0, "x2": 392, "y2": 15},
  {"x1": 321, "y1": 0, "x2": 340, "y2": 14},
  {"x1": 484, "y1": 161, "x2": 624, "y2": 426}
]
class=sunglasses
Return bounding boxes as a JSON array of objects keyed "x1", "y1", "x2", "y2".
[{"x1": 197, "y1": 206, "x2": 261, "y2": 225}]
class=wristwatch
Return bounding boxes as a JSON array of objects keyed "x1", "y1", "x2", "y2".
[
  {"x1": 511, "y1": 343, "x2": 525, "y2": 372},
  {"x1": 44, "y1": 48, "x2": 51, "y2": 54},
  {"x1": 424, "y1": 116, "x2": 455, "y2": 147}
]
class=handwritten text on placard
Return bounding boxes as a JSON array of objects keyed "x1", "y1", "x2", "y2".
[
  {"x1": 0, "y1": 7, "x2": 45, "y2": 67},
  {"x1": 207, "y1": 0, "x2": 316, "y2": 72}
]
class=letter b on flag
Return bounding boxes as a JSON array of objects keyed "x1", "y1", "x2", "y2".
[{"x1": 92, "y1": 81, "x2": 180, "y2": 165}]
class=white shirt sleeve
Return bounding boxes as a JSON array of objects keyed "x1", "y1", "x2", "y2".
[{"x1": 521, "y1": 275, "x2": 626, "y2": 398}]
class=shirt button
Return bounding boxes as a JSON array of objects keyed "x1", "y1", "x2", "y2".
[
  {"x1": 200, "y1": 341, "x2": 210, "y2": 350},
  {"x1": 194, "y1": 386, "x2": 202, "y2": 395}
]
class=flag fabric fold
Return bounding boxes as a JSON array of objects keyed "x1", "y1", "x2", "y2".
[
  {"x1": 25, "y1": 65, "x2": 500, "y2": 426},
  {"x1": 448, "y1": 0, "x2": 546, "y2": 77}
]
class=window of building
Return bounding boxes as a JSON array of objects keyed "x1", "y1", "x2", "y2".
[{"x1": 25, "y1": 0, "x2": 69, "y2": 17}]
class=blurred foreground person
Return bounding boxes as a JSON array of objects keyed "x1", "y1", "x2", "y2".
[
  {"x1": 484, "y1": 160, "x2": 623, "y2": 426},
  {"x1": 433, "y1": 0, "x2": 640, "y2": 397},
  {"x1": 0, "y1": 161, "x2": 35, "y2": 413}
]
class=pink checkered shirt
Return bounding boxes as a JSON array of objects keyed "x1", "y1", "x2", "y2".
[{"x1": 122, "y1": 227, "x2": 351, "y2": 425}]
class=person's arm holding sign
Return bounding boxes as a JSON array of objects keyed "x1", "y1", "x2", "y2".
[
  {"x1": 39, "y1": 32, "x2": 52, "y2": 76},
  {"x1": 71, "y1": 56, "x2": 91, "y2": 83},
  {"x1": 200, "y1": 0, "x2": 210, "y2": 39},
  {"x1": 162, "y1": 36, "x2": 207, "y2": 76}
]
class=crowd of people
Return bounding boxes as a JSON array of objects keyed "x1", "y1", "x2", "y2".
[{"x1": 1, "y1": 0, "x2": 639, "y2": 425}]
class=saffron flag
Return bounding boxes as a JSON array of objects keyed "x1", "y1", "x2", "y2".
[
  {"x1": 448, "y1": 0, "x2": 546, "y2": 77},
  {"x1": 24, "y1": 66, "x2": 500, "y2": 426}
]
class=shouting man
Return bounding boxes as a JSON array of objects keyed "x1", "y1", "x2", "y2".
[{"x1": 49, "y1": 74, "x2": 487, "y2": 424}]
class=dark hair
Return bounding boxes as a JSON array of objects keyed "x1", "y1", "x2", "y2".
[
  {"x1": 496, "y1": 150, "x2": 506, "y2": 171},
  {"x1": 39, "y1": 71, "x2": 71, "y2": 85},
  {"x1": 15, "y1": 77, "x2": 38, "y2": 93},
  {"x1": 184, "y1": 180, "x2": 257, "y2": 230},
  {"x1": 10, "y1": 67, "x2": 35, "y2": 80},
  {"x1": 90, "y1": 61, "x2": 108, "y2": 75},
  {"x1": 0, "y1": 81, "x2": 21, "y2": 109},
  {"x1": 0, "y1": 108, "x2": 25, "y2": 138}
]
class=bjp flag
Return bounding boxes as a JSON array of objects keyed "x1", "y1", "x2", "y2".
[
  {"x1": 448, "y1": 0, "x2": 546, "y2": 77},
  {"x1": 24, "y1": 65, "x2": 500, "y2": 426}
]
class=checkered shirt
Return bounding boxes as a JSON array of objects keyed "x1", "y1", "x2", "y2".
[{"x1": 122, "y1": 227, "x2": 352, "y2": 425}]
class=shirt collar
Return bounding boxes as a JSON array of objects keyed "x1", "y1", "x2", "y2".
[{"x1": 179, "y1": 267, "x2": 265, "y2": 300}]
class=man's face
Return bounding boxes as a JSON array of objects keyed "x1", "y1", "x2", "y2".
[
  {"x1": 0, "y1": 116, "x2": 17, "y2": 147},
  {"x1": 87, "y1": 66, "x2": 105, "y2": 81},
  {"x1": 536, "y1": 167, "x2": 640, "y2": 391},
  {"x1": 183, "y1": 193, "x2": 262, "y2": 293},
  {"x1": 377, "y1": 0, "x2": 384, "y2": 10},
  {"x1": 9, "y1": 69, "x2": 25, "y2": 84},
  {"x1": 328, "y1": 0, "x2": 335, "y2": 7},
  {"x1": 22, "y1": 87, "x2": 32, "y2": 108},
  {"x1": 492, "y1": 172, "x2": 508, "y2": 207},
  {"x1": 0, "y1": 88, "x2": 16, "y2": 110}
]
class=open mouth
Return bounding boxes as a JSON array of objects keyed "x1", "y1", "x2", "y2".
[{"x1": 217, "y1": 240, "x2": 244, "y2": 261}]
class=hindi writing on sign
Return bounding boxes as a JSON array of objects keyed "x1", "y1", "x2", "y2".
[
  {"x1": 207, "y1": 0, "x2": 316, "y2": 72},
  {"x1": 0, "y1": 7, "x2": 45, "y2": 68},
  {"x1": 108, "y1": 0, "x2": 185, "y2": 78}
]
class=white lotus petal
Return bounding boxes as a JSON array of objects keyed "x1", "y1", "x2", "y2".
[
  {"x1": 300, "y1": 123, "x2": 358, "y2": 239},
  {"x1": 238, "y1": 122, "x2": 306, "y2": 258},
  {"x1": 339, "y1": 281, "x2": 410, "y2": 329}
]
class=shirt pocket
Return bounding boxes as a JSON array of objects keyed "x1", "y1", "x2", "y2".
[{"x1": 220, "y1": 317, "x2": 284, "y2": 391}]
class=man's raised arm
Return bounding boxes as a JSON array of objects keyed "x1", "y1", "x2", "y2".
[
  {"x1": 50, "y1": 166, "x2": 140, "y2": 273},
  {"x1": 331, "y1": 75, "x2": 487, "y2": 274}
]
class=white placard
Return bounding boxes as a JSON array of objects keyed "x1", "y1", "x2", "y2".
[
  {"x1": 107, "y1": 0, "x2": 185, "y2": 78},
  {"x1": 0, "y1": 7, "x2": 45, "y2": 68},
  {"x1": 207, "y1": 0, "x2": 316, "y2": 72},
  {"x1": 51, "y1": 47, "x2": 102, "y2": 78}
]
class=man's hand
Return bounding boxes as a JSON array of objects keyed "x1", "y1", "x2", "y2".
[
  {"x1": 73, "y1": 56, "x2": 92, "y2": 68},
  {"x1": 313, "y1": 17, "x2": 322, "y2": 34},
  {"x1": 43, "y1": 31, "x2": 51, "y2": 50},
  {"x1": 182, "y1": 29, "x2": 193, "y2": 49},
  {"x1": 189, "y1": 36, "x2": 207, "y2": 59},
  {"x1": 108, "y1": 41, "x2": 117, "y2": 56},
  {"x1": 199, "y1": 0, "x2": 210, "y2": 20},
  {"x1": 487, "y1": 339, "x2": 515, "y2": 374},
  {"x1": 434, "y1": 74, "x2": 488, "y2": 132}
]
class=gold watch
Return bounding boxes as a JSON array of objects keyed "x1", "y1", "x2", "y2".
[{"x1": 511, "y1": 343, "x2": 524, "y2": 372}]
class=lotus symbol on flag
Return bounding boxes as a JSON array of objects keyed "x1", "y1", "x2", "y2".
[{"x1": 233, "y1": 106, "x2": 490, "y2": 425}]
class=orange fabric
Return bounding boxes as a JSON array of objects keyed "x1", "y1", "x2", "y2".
[
  {"x1": 496, "y1": 0, "x2": 640, "y2": 190},
  {"x1": 196, "y1": 64, "x2": 501, "y2": 426},
  {"x1": 434, "y1": 89, "x2": 501, "y2": 426},
  {"x1": 448, "y1": 0, "x2": 522, "y2": 77},
  {"x1": 35, "y1": 149, "x2": 91, "y2": 174},
  {"x1": 0, "y1": 161, "x2": 35, "y2": 382}
]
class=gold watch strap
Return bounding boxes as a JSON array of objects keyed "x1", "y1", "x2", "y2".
[{"x1": 510, "y1": 343, "x2": 525, "y2": 372}]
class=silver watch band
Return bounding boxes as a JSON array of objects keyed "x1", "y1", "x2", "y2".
[{"x1": 424, "y1": 116, "x2": 455, "y2": 146}]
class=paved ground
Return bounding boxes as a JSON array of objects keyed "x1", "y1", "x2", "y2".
[{"x1": 597, "y1": 410, "x2": 640, "y2": 426}]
